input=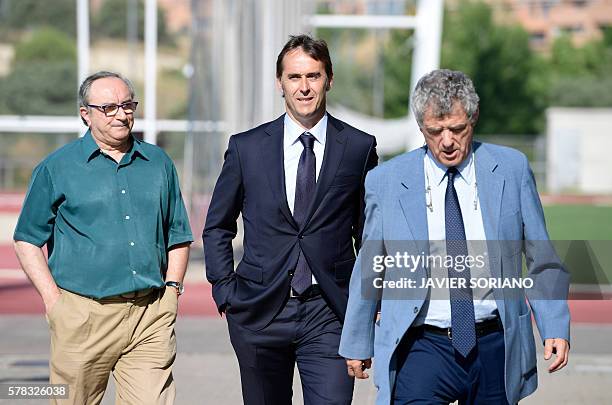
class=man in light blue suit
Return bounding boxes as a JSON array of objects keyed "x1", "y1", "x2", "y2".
[{"x1": 339, "y1": 69, "x2": 570, "y2": 404}]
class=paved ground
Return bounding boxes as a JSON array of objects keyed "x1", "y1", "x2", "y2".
[
  {"x1": 2, "y1": 260, "x2": 612, "y2": 404},
  {"x1": 1, "y1": 316, "x2": 612, "y2": 404}
]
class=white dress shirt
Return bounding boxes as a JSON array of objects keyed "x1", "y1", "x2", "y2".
[
  {"x1": 283, "y1": 113, "x2": 328, "y2": 284},
  {"x1": 414, "y1": 148, "x2": 498, "y2": 328}
]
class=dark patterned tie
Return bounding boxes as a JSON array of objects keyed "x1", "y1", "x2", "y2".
[
  {"x1": 445, "y1": 167, "x2": 476, "y2": 357},
  {"x1": 291, "y1": 132, "x2": 316, "y2": 294}
]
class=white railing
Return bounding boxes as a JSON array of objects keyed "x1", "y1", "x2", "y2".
[{"x1": 0, "y1": 116, "x2": 225, "y2": 134}]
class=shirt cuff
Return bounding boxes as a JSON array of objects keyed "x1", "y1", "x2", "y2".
[
  {"x1": 13, "y1": 232, "x2": 47, "y2": 248},
  {"x1": 168, "y1": 234, "x2": 194, "y2": 249}
]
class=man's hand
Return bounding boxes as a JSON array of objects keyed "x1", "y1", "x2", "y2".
[
  {"x1": 346, "y1": 358, "x2": 372, "y2": 379},
  {"x1": 13, "y1": 241, "x2": 61, "y2": 315},
  {"x1": 544, "y1": 338, "x2": 570, "y2": 373}
]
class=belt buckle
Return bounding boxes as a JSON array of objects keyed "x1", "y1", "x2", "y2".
[
  {"x1": 290, "y1": 288, "x2": 299, "y2": 298},
  {"x1": 447, "y1": 328, "x2": 452, "y2": 340}
]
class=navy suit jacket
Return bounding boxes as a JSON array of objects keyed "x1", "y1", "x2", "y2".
[{"x1": 203, "y1": 113, "x2": 378, "y2": 331}]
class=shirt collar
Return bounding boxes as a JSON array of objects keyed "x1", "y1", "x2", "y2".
[
  {"x1": 81, "y1": 130, "x2": 101, "y2": 162},
  {"x1": 425, "y1": 145, "x2": 474, "y2": 186},
  {"x1": 81, "y1": 130, "x2": 149, "y2": 163},
  {"x1": 283, "y1": 113, "x2": 328, "y2": 147},
  {"x1": 130, "y1": 136, "x2": 149, "y2": 161}
]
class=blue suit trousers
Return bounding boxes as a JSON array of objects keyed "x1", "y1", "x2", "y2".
[{"x1": 393, "y1": 327, "x2": 510, "y2": 405}]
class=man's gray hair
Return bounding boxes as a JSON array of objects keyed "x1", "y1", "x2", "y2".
[
  {"x1": 410, "y1": 69, "x2": 480, "y2": 128},
  {"x1": 78, "y1": 71, "x2": 135, "y2": 125}
]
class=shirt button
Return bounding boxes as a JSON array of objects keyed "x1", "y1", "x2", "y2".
[
  {"x1": 130, "y1": 242, "x2": 135, "y2": 246},
  {"x1": 121, "y1": 189, "x2": 126, "y2": 194},
  {"x1": 125, "y1": 215, "x2": 130, "y2": 220},
  {"x1": 413, "y1": 306, "x2": 419, "y2": 313},
  {"x1": 132, "y1": 270, "x2": 136, "y2": 275}
]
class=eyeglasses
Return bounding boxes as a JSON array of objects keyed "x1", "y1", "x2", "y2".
[{"x1": 87, "y1": 101, "x2": 138, "y2": 117}]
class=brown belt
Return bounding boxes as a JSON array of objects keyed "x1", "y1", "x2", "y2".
[{"x1": 99, "y1": 287, "x2": 159, "y2": 301}]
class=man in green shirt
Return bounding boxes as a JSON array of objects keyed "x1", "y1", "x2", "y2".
[{"x1": 13, "y1": 71, "x2": 193, "y2": 405}]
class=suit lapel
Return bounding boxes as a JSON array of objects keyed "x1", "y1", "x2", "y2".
[
  {"x1": 398, "y1": 148, "x2": 429, "y2": 242},
  {"x1": 473, "y1": 142, "x2": 504, "y2": 242},
  {"x1": 261, "y1": 115, "x2": 298, "y2": 229},
  {"x1": 301, "y1": 114, "x2": 347, "y2": 229}
]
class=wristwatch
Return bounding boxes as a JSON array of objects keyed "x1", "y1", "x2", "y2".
[{"x1": 165, "y1": 281, "x2": 184, "y2": 296}]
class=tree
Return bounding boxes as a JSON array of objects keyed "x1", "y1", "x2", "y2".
[
  {"x1": 319, "y1": 0, "x2": 545, "y2": 129},
  {"x1": 317, "y1": 28, "x2": 413, "y2": 119},
  {"x1": 382, "y1": 30, "x2": 413, "y2": 118},
  {"x1": 14, "y1": 27, "x2": 76, "y2": 63},
  {"x1": 92, "y1": 0, "x2": 174, "y2": 46},
  {"x1": 317, "y1": 28, "x2": 376, "y2": 115},
  {"x1": 0, "y1": 0, "x2": 76, "y2": 36},
  {"x1": 441, "y1": 1, "x2": 544, "y2": 134},
  {"x1": 545, "y1": 34, "x2": 612, "y2": 107},
  {"x1": 0, "y1": 27, "x2": 76, "y2": 115}
]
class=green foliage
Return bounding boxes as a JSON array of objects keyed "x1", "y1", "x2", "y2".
[
  {"x1": 441, "y1": 1, "x2": 612, "y2": 132},
  {"x1": 548, "y1": 76, "x2": 612, "y2": 107},
  {"x1": 602, "y1": 26, "x2": 612, "y2": 48},
  {"x1": 318, "y1": 28, "x2": 413, "y2": 119},
  {"x1": 13, "y1": 27, "x2": 76, "y2": 63},
  {"x1": 549, "y1": 35, "x2": 591, "y2": 76},
  {"x1": 0, "y1": 0, "x2": 76, "y2": 36},
  {"x1": 0, "y1": 27, "x2": 76, "y2": 115},
  {"x1": 318, "y1": 29, "x2": 374, "y2": 115},
  {"x1": 318, "y1": 0, "x2": 612, "y2": 129},
  {"x1": 92, "y1": 0, "x2": 174, "y2": 46},
  {"x1": 441, "y1": 1, "x2": 543, "y2": 134},
  {"x1": 441, "y1": 1, "x2": 494, "y2": 76},
  {"x1": 327, "y1": 60, "x2": 374, "y2": 114},
  {"x1": 0, "y1": 63, "x2": 76, "y2": 115},
  {"x1": 318, "y1": 0, "x2": 612, "y2": 127},
  {"x1": 546, "y1": 34, "x2": 612, "y2": 107},
  {"x1": 382, "y1": 30, "x2": 413, "y2": 118}
]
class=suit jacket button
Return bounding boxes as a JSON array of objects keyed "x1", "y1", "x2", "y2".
[
  {"x1": 298, "y1": 235, "x2": 304, "y2": 239},
  {"x1": 413, "y1": 306, "x2": 419, "y2": 313},
  {"x1": 288, "y1": 270, "x2": 294, "y2": 276}
]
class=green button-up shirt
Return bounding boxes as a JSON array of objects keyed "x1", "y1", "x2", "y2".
[{"x1": 14, "y1": 130, "x2": 193, "y2": 298}]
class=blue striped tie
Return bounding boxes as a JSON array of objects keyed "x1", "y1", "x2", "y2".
[{"x1": 445, "y1": 167, "x2": 476, "y2": 357}]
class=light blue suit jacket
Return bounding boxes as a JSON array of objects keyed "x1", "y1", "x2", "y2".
[{"x1": 339, "y1": 142, "x2": 570, "y2": 405}]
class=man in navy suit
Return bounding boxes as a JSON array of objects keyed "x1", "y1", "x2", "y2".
[
  {"x1": 339, "y1": 69, "x2": 570, "y2": 404},
  {"x1": 204, "y1": 34, "x2": 378, "y2": 405}
]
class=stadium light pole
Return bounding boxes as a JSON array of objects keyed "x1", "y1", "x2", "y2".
[
  {"x1": 144, "y1": 0, "x2": 158, "y2": 145},
  {"x1": 76, "y1": 0, "x2": 90, "y2": 137}
]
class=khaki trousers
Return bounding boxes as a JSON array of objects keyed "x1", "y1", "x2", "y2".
[{"x1": 47, "y1": 286, "x2": 178, "y2": 405}]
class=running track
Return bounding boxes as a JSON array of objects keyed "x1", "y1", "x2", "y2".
[
  {"x1": 2, "y1": 193, "x2": 611, "y2": 322},
  {"x1": 1, "y1": 268, "x2": 611, "y2": 323}
]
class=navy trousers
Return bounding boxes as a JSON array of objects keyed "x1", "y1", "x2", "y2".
[
  {"x1": 227, "y1": 295, "x2": 354, "y2": 405},
  {"x1": 393, "y1": 327, "x2": 510, "y2": 405}
]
